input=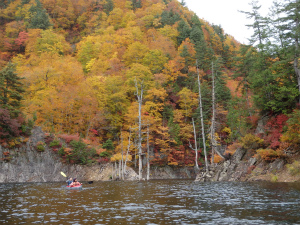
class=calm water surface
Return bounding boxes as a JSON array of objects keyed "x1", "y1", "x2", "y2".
[{"x1": 0, "y1": 180, "x2": 300, "y2": 224}]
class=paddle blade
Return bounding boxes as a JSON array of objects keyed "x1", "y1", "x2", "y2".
[{"x1": 60, "y1": 171, "x2": 67, "y2": 177}]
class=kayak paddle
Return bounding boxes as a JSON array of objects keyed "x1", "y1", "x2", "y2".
[{"x1": 60, "y1": 171, "x2": 67, "y2": 177}]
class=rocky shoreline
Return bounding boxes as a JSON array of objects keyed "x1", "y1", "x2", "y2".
[
  {"x1": 195, "y1": 147, "x2": 300, "y2": 183},
  {"x1": 1, "y1": 127, "x2": 299, "y2": 183},
  {"x1": 0, "y1": 127, "x2": 197, "y2": 183},
  {"x1": 0, "y1": 127, "x2": 138, "y2": 183}
]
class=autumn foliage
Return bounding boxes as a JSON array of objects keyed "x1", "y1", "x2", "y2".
[
  {"x1": 281, "y1": 109, "x2": 300, "y2": 150},
  {"x1": 2, "y1": 0, "x2": 298, "y2": 168},
  {"x1": 255, "y1": 149, "x2": 285, "y2": 163},
  {"x1": 263, "y1": 114, "x2": 288, "y2": 149}
]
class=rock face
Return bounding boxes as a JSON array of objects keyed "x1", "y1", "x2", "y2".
[
  {"x1": 144, "y1": 166, "x2": 197, "y2": 180},
  {"x1": 6, "y1": 126, "x2": 293, "y2": 183},
  {"x1": 0, "y1": 127, "x2": 195, "y2": 183},
  {"x1": 195, "y1": 148, "x2": 244, "y2": 182},
  {"x1": 0, "y1": 127, "x2": 138, "y2": 183},
  {"x1": 194, "y1": 147, "x2": 288, "y2": 182}
]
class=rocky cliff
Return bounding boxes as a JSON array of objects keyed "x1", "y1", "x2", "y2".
[
  {"x1": 195, "y1": 147, "x2": 299, "y2": 182},
  {"x1": 0, "y1": 127, "x2": 139, "y2": 183},
  {"x1": 0, "y1": 127, "x2": 196, "y2": 183},
  {"x1": 4, "y1": 127, "x2": 296, "y2": 184},
  {"x1": 140, "y1": 165, "x2": 196, "y2": 180}
]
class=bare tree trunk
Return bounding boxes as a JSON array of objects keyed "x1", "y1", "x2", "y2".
[
  {"x1": 118, "y1": 160, "x2": 121, "y2": 179},
  {"x1": 196, "y1": 61, "x2": 209, "y2": 172},
  {"x1": 146, "y1": 126, "x2": 150, "y2": 180},
  {"x1": 85, "y1": 115, "x2": 92, "y2": 138},
  {"x1": 191, "y1": 118, "x2": 199, "y2": 169},
  {"x1": 211, "y1": 63, "x2": 225, "y2": 160},
  {"x1": 134, "y1": 145, "x2": 137, "y2": 168},
  {"x1": 135, "y1": 79, "x2": 144, "y2": 181},
  {"x1": 211, "y1": 62, "x2": 215, "y2": 164},
  {"x1": 124, "y1": 129, "x2": 132, "y2": 177},
  {"x1": 111, "y1": 163, "x2": 114, "y2": 180},
  {"x1": 115, "y1": 161, "x2": 117, "y2": 179},
  {"x1": 121, "y1": 131, "x2": 124, "y2": 180},
  {"x1": 294, "y1": 17, "x2": 300, "y2": 104},
  {"x1": 134, "y1": 138, "x2": 137, "y2": 168}
]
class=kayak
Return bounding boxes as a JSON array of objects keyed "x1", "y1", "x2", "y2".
[{"x1": 65, "y1": 184, "x2": 82, "y2": 190}]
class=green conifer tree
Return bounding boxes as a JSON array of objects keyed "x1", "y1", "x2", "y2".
[
  {"x1": 103, "y1": 139, "x2": 114, "y2": 151},
  {"x1": 28, "y1": 0, "x2": 52, "y2": 29},
  {"x1": 177, "y1": 19, "x2": 191, "y2": 46},
  {"x1": 131, "y1": 0, "x2": 142, "y2": 10},
  {"x1": 213, "y1": 58, "x2": 231, "y2": 108},
  {"x1": 0, "y1": 62, "x2": 25, "y2": 116},
  {"x1": 274, "y1": 0, "x2": 300, "y2": 103},
  {"x1": 189, "y1": 15, "x2": 213, "y2": 71},
  {"x1": 104, "y1": 0, "x2": 114, "y2": 15}
]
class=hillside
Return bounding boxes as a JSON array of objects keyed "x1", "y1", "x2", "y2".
[{"x1": 1, "y1": 0, "x2": 300, "y2": 179}]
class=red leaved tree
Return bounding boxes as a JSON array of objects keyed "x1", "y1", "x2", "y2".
[{"x1": 264, "y1": 114, "x2": 288, "y2": 149}]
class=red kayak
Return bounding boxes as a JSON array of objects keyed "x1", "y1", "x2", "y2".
[{"x1": 66, "y1": 184, "x2": 82, "y2": 190}]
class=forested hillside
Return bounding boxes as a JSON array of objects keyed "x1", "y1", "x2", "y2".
[{"x1": 1, "y1": 0, "x2": 300, "y2": 171}]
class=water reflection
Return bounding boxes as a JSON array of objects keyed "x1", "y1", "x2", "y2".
[{"x1": 0, "y1": 180, "x2": 300, "y2": 224}]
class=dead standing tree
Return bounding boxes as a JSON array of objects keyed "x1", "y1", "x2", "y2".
[
  {"x1": 123, "y1": 129, "x2": 132, "y2": 178},
  {"x1": 211, "y1": 62, "x2": 216, "y2": 164},
  {"x1": 135, "y1": 78, "x2": 144, "y2": 181},
  {"x1": 210, "y1": 62, "x2": 225, "y2": 162},
  {"x1": 146, "y1": 125, "x2": 150, "y2": 180},
  {"x1": 189, "y1": 118, "x2": 199, "y2": 169},
  {"x1": 196, "y1": 61, "x2": 209, "y2": 172}
]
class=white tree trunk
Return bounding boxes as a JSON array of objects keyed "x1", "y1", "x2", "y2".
[
  {"x1": 196, "y1": 61, "x2": 209, "y2": 172},
  {"x1": 135, "y1": 79, "x2": 144, "y2": 181},
  {"x1": 121, "y1": 132, "x2": 124, "y2": 180},
  {"x1": 210, "y1": 62, "x2": 225, "y2": 160},
  {"x1": 123, "y1": 129, "x2": 132, "y2": 177},
  {"x1": 211, "y1": 62, "x2": 216, "y2": 164},
  {"x1": 115, "y1": 161, "x2": 117, "y2": 179},
  {"x1": 118, "y1": 160, "x2": 121, "y2": 179},
  {"x1": 192, "y1": 118, "x2": 199, "y2": 169},
  {"x1": 294, "y1": 17, "x2": 300, "y2": 104},
  {"x1": 146, "y1": 126, "x2": 150, "y2": 180}
]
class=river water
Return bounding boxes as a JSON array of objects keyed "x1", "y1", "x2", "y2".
[{"x1": 0, "y1": 180, "x2": 300, "y2": 225}]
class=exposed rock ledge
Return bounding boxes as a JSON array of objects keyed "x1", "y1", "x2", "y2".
[
  {"x1": 143, "y1": 166, "x2": 197, "y2": 180},
  {"x1": 0, "y1": 127, "x2": 138, "y2": 183},
  {"x1": 5, "y1": 126, "x2": 296, "y2": 183},
  {"x1": 0, "y1": 127, "x2": 196, "y2": 183},
  {"x1": 195, "y1": 147, "x2": 300, "y2": 182}
]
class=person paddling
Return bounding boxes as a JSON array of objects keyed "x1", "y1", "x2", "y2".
[
  {"x1": 66, "y1": 177, "x2": 73, "y2": 186},
  {"x1": 70, "y1": 178, "x2": 81, "y2": 187}
]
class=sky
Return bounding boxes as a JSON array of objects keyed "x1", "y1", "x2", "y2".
[{"x1": 184, "y1": 0, "x2": 274, "y2": 44}]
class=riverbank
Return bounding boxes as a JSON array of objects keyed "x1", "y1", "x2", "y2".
[
  {"x1": 0, "y1": 127, "x2": 197, "y2": 183},
  {"x1": 1, "y1": 127, "x2": 300, "y2": 183},
  {"x1": 0, "y1": 127, "x2": 138, "y2": 183},
  {"x1": 195, "y1": 147, "x2": 300, "y2": 182}
]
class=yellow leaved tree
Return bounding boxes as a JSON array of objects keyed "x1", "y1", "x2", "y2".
[{"x1": 177, "y1": 87, "x2": 197, "y2": 118}]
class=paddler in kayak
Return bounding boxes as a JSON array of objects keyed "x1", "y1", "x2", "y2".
[
  {"x1": 70, "y1": 178, "x2": 82, "y2": 187},
  {"x1": 66, "y1": 177, "x2": 73, "y2": 186}
]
